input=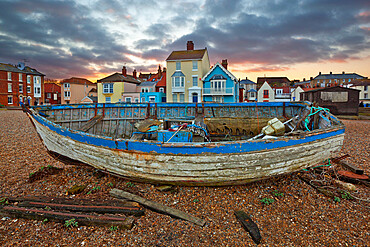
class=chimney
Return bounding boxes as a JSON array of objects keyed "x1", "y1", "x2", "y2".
[
  {"x1": 163, "y1": 67, "x2": 167, "y2": 72},
  {"x1": 157, "y1": 65, "x2": 162, "y2": 78},
  {"x1": 187, "y1": 41, "x2": 194, "y2": 50},
  {"x1": 122, "y1": 66, "x2": 127, "y2": 76},
  {"x1": 303, "y1": 78, "x2": 306, "y2": 81},
  {"x1": 330, "y1": 71, "x2": 332, "y2": 75},
  {"x1": 310, "y1": 77, "x2": 313, "y2": 80},
  {"x1": 319, "y1": 72, "x2": 321, "y2": 75},
  {"x1": 245, "y1": 77, "x2": 248, "y2": 80},
  {"x1": 221, "y1": 59, "x2": 228, "y2": 70},
  {"x1": 342, "y1": 71, "x2": 345, "y2": 74},
  {"x1": 133, "y1": 69, "x2": 137, "y2": 79}
]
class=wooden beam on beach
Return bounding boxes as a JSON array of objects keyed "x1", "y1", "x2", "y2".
[
  {"x1": 17, "y1": 201, "x2": 144, "y2": 216},
  {"x1": 0, "y1": 205, "x2": 134, "y2": 229},
  {"x1": 110, "y1": 189, "x2": 206, "y2": 227}
]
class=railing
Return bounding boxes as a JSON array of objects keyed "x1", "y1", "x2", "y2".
[
  {"x1": 203, "y1": 88, "x2": 233, "y2": 95},
  {"x1": 275, "y1": 93, "x2": 291, "y2": 99},
  {"x1": 172, "y1": 87, "x2": 185, "y2": 93}
]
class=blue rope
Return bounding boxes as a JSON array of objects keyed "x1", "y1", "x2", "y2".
[{"x1": 304, "y1": 106, "x2": 330, "y2": 131}]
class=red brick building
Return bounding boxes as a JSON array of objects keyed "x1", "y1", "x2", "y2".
[
  {"x1": 44, "y1": 82, "x2": 61, "y2": 105},
  {"x1": 0, "y1": 62, "x2": 45, "y2": 107}
]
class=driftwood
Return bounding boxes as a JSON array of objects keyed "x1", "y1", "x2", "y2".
[
  {"x1": 298, "y1": 175, "x2": 335, "y2": 198},
  {"x1": 110, "y1": 189, "x2": 206, "y2": 226},
  {"x1": 17, "y1": 201, "x2": 144, "y2": 216},
  {"x1": 337, "y1": 160, "x2": 364, "y2": 175},
  {"x1": 4, "y1": 196, "x2": 140, "y2": 208},
  {"x1": 234, "y1": 211, "x2": 261, "y2": 244},
  {"x1": 0, "y1": 205, "x2": 134, "y2": 229}
]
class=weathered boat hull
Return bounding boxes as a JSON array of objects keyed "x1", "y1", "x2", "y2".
[{"x1": 28, "y1": 103, "x2": 345, "y2": 186}]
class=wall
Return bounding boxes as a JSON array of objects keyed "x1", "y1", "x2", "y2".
[{"x1": 257, "y1": 82, "x2": 274, "y2": 102}]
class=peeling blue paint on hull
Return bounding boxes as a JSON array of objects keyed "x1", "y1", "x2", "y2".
[{"x1": 27, "y1": 102, "x2": 345, "y2": 186}]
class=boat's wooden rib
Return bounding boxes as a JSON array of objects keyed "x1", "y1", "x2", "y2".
[{"x1": 77, "y1": 114, "x2": 104, "y2": 132}]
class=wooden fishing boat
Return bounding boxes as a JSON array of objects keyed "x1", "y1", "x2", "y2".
[{"x1": 25, "y1": 102, "x2": 345, "y2": 186}]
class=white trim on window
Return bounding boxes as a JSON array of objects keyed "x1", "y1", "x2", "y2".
[
  {"x1": 8, "y1": 83, "x2": 12, "y2": 92},
  {"x1": 19, "y1": 84, "x2": 23, "y2": 93},
  {"x1": 19, "y1": 73, "x2": 22, "y2": 82},
  {"x1": 7, "y1": 72, "x2": 11, "y2": 81},
  {"x1": 8, "y1": 95, "x2": 13, "y2": 104}
]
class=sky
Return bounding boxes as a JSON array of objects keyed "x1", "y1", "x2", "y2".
[{"x1": 0, "y1": 0, "x2": 369, "y2": 82}]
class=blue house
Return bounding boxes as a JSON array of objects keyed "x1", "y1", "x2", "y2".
[{"x1": 202, "y1": 61, "x2": 238, "y2": 103}]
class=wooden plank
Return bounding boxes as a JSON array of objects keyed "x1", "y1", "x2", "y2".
[
  {"x1": 18, "y1": 201, "x2": 145, "y2": 216},
  {"x1": 234, "y1": 211, "x2": 261, "y2": 244},
  {"x1": 337, "y1": 160, "x2": 364, "y2": 175},
  {"x1": 0, "y1": 205, "x2": 134, "y2": 228},
  {"x1": 110, "y1": 189, "x2": 206, "y2": 226},
  {"x1": 77, "y1": 114, "x2": 103, "y2": 132}
]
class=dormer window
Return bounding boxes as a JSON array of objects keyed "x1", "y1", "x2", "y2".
[{"x1": 159, "y1": 87, "x2": 164, "y2": 93}]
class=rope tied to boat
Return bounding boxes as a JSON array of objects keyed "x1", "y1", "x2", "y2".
[{"x1": 304, "y1": 106, "x2": 330, "y2": 131}]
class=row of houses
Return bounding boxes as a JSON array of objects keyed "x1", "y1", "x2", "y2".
[{"x1": 1, "y1": 41, "x2": 369, "y2": 110}]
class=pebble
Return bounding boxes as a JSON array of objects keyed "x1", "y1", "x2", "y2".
[{"x1": 0, "y1": 111, "x2": 369, "y2": 246}]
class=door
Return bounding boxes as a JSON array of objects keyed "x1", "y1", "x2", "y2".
[{"x1": 192, "y1": 93, "x2": 198, "y2": 103}]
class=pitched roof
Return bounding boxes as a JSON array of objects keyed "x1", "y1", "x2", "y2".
[
  {"x1": 61, "y1": 77, "x2": 94, "y2": 85},
  {"x1": 139, "y1": 80, "x2": 157, "y2": 87},
  {"x1": 166, "y1": 49, "x2": 207, "y2": 61},
  {"x1": 0, "y1": 63, "x2": 23, "y2": 72},
  {"x1": 156, "y1": 72, "x2": 166, "y2": 87},
  {"x1": 202, "y1": 62, "x2": 237, "y2": 81},
  {"x1": 240, "y1": 79, "x2": 256, "y2": 85},
  {"x1": 0, "y1": 63, "x2": 45, "y2": 76},
  {"x1": 350, "y1": 79, "x2": 370, "y2": 87},
  {"x1": 97, "y1": 73, "x2": 141, "y2": 84},
  {"x1": 257, "y1": 77, "x2": 290, "y2": 85},
  {"x1": 314, "y1": 73, "x2": 365, "y2": 80},
  {"x1": 302, "y1": 86, "x2": 360, "y2": 93}
]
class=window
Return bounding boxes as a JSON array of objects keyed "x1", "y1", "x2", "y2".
[
  {"x1": 263, "y1": 90, "x2": 269, "y2": 98},
  {"x1": 27, "y1": 75, "x2": 31, "y2": 84},
  {"x1": 364, "y1": 86, "x2": 368, "y2": 91},
  {"x1": 27, "y1": 86, "x2": 31, "y2": 93},
  {"x1": 364, "y1": 93, "x2": 368, "y2": 99},
  {"x1": 47, "y1": 93, "x2": 51, "y2": 98},
  {"x1": 8, "y1": 83, "x2": 12, "y2": 92},
  {"x1": 250, "y1": 92, "x2": 255, "y2": 98},
  {"x1": 172, "y1": 76, "x2": 185, "y2": 87},
  {"x1": 348, "y1": 79, "x2": 351, "y2": 82},
  {"x1": 134, "y1": 98, "x2": 139, "y2": 103},
  {"x1": 103, "y1": 83, "x2": 113, "y2": 94},
  {"x1": 179, "y1": 94, "x2": 184, "y2": 102},
  {"x1": 159, "y1": 87, "x2": 164, "y2": 93},
  {"x1": 213, "y1": 96, "x2": 223, "y2": 103},
  {"x1": 176, "y1": 62, "x2": 181, "y2": 71},
  {"x1": 145, "y1": 88, "x2": 149, "y2": 92},
  {"x1": 276, "y1": 89, "x2": 283, "y2": 95},
  {"x1": 34, "y1": 87, "x2": 41, "y2": 94},
  {"x1": 125, "y1": 97, "x2": 132, "y2": 103},
  {"x1": 192, "y1": 61, "x2": 198, "y2": 71},
  {"x1": 192, "y1": 76, "x2": 198, "y2": 87},
  {"x1": 7, "y1": 72, "x2": 11, "y2": 81},
  {"x1": 8, "y1": 95, "x2": 13, "y2": 104},
  {"x1": 54, "y1": 94, "x2": 57, "y2": 100},
  {"x1": 211, "y1": 80, "x2": 225, "y2": 91},
  {"x1": 343, "y1": 79, "x2": 345, "y2": 82},
  {"x1": 141, "y1": 97, "x2": 145, "y2": 102},
  {"x1": 149, "y1": 96, "x2": 156, "y2": 102},
  {"x1": 19, "y1": 96, "x2": 23, "y2": 102},
  {"x1": 64, "y1": 91, "x2": 70, "y2": 97},
  {"x1": 173, "y1": 94, "x2": 177, "y2": 102},
  {"x1": 64, "y1": 83, "x2": 70, "y2": 88},
  {"x1": 105, "y1": 96, "x2": 111, "y2": 103},
  {"x1": 141, "y1": 88, "x2": 145, "y2": 93},
  {"x1": 19, "y1": 84, "x2": 23, "y2": 93},
  {"x1": 19, "y1": 73, "x2": 22, "y2": 81}
]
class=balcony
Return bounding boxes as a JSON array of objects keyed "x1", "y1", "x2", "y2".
[
  {"x1": 275, "y1": 93, "x2": 291, "y2": 99},
  {"x1": 203, "y1": 87, "x2": 233, "y2": 95}
]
